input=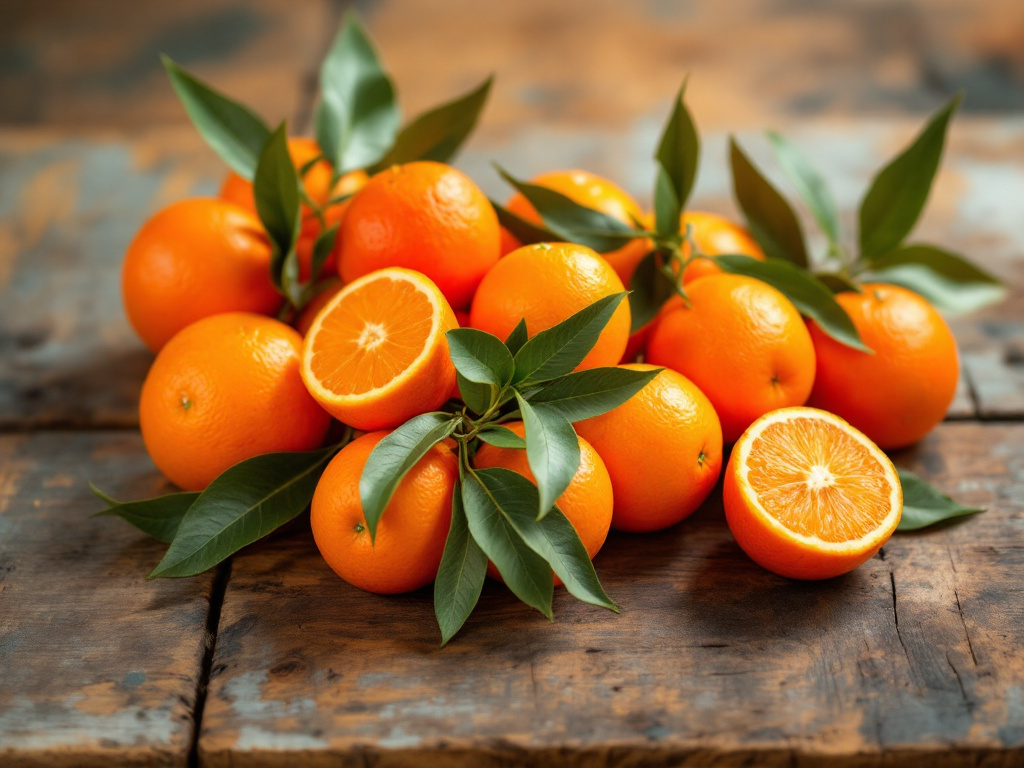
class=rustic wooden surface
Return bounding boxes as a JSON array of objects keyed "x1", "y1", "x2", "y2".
[{"x1": 2, "y1": 0, "x2": 1023, "y2": 765}]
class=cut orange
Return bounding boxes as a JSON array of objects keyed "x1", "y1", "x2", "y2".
[
  {"x1": 723, "y1": 407, "x2": 902, "y2": 580},
  {"x1": 300, "y1": 267, "x2": 458, "y2": 430}
]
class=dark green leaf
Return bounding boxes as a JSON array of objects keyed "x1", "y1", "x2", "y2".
[
  {"x1": 478, "y1": 425, "x2": 528, "y2": 449},
  {"x1": 628, "y1": 249, "x2": 675, "y2": 333},
  {"x1": 653, "y1": 166, "x2": 681, "y2": 241},
  {"x1": 455, "y1": 372, "x2": 494, "y2": 416},
  {"x1": 491, "y1": 200, "x2": 558, "y2": 248},
  {"x1": 161, "y1": 55, "x2": 270, "y2": 179},
  {"x1": 859, "y1": 93, "x2": 962, "y2": 259},
  {"x1": 504, "y1": 318, "x2": 529, "y2": 356},
  {"x1": 655, "y1": 80, "x2": 700, "y2": 227},
  {"x1": 149, "y1": 446, "x2": 337, "y2": 578},
  {"x1": 309, "y1": 223, "x2": 339, "y2": 285},
  {"x1": 446, "y1": 328, "x2": 514, "y2": 389},
  {"x1": 729, "y1": 137, "x2": 809, "y2": 267},
  {"x1": 434, "y1": 481, "x2": 488, "y2": 644},
  {"x1": 513, "y1": 293, "x2": 628, "y2": 385},
  {"x1": 516, "y1": 394, "x2": 580, "y2": 520},
  {"x1": 716, "y1": 255, "x2": 870, "y2": 352},
  {"x1": 91, "y1": 484, "x2": 198, "y2": 544},
  {"x1": 767, "y1": 130, "x2": 840, "y2": 246},
  {"x1": 526, "y1": 366, "x2": 661, "y2": 422},
  {"x1": 360, "y1": 412, "x2": 458, "y2": 542},
  {"x1": 253, "y1": 123, "x2": 302, "y2": 297},
  {"x1": 896, "y1": 468, "x2": 985, "y2": 531},
  {"x1": 814, "y1": 272, "x2": 863, "y2": 294}
]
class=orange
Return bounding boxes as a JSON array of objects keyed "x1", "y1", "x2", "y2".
[
  {"x1": 311, "y1": 431, "x2": 457, "y2": 594},
  {"x1": 301, "y1": 267, "x2": 458, "y2": 430},
  {"x1": 680, "y1": 211, "x2": 766, "y2": 284},
  {"x1": 294, "y1": 279, "x2": 344, "y2": 337},
  {"x1": 139, "y1": 313, "x2": 331, "y2": 491},
  {"x1": 470, "y1": 242, "x2": 631, "y2": 370},
  {"x1": 724, "y1": 406, "x2": 902, "y2": 580},
  {"x1": 505, "y1": 169, "x2": 650, "y2": 287},
  {"x1": 646, "y1": 274, "x2": 816, "y2": 443},
  {"x1": 499, "y1": 225, "x2": 522, "y2": 257},
  {"x1": 338, "y1": 161, "x2": 500, "y2": 309},
  {"x1": 474, "y1": 422, "x2": 613, "y2": 583},
  {"x1": 219, "y1": 136, "x2": 368, "y2": 280},
  {"x1": 808, "y1": 283, "x2": 959, "y2": 449},
  {"x1": 575, "y1": 365, "x2": 722, "y2": 532},
  {"x1": 122, "y1": 198, "x2": 282, "y2": 353}
]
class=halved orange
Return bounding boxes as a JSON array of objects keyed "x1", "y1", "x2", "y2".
[
  {"x1": 723, "y1": 407, "x2": 902, "y2": 580},
  {"x1": 300, "y1": 267, "x2": 458, "y2": 430}
]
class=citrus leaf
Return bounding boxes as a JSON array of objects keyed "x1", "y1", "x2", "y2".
[
  {"x1": 462, "y1": 469, "x2": 553, "y2": 618},
  {"x1": 478, "y1": 425, "x2": 528, "y2": 449},
  {"x1": 504, "y1": 318, "x2": 529, "y2": 356},
  {"x1": 653, "y1": 166, "x2": 681, "y2": 241},
  {"x1": 309, "y1": 223, "x2": 340, "y2": 286},
  {"x1": 90, "y1": 484, "x2": 199, "y2": 544},
  {"x1": 513, "y1": 293, "x2": 628, "y2": 385},
  {"x1": 767, "y1": 130, "x2": 840, "y2": 246},
  {"x1": 859, "y1": 93, "x2": 962, "y2": 260},
  {"x1": 628, "y1": 249, "x2": 675, "y2": 333},
  {"x1": 373, "y1": 75, "x2": 492, "y2": 170},
  {"x1": 490, "y1": 200, "x2": 558, "y2": 247},
  {"x1": 654, "y1": 80, "x2": 700, "y2": 229},
  {"x1": 253, "y1": 123, "x2": 302, "y2": 298},
  {"x1": 149, "y1": 446, "x2": 338, "y2": 578},
  {"x1": 360, "y1": 412, "x2": 458, "y2": 542},
  {"x1": 516, "y1": 394, "x2": 580, "y2": 520},
  {"x1": 864, "y1": 243, "x2": 1006, "y2": 314},
  {"x1": 526, "y1": 366, "x2": 661, "y2": 422},
  {"x1": 716, "y1": 255, "x2": 870, "y2": 352},
  {"x1": 814, "y1": 272, "x2": 863, "y2": 294},
  {"x1": 161, "y1": 55, "x2": 270, "y2": 179},
  {"x1": 896, "y1": 468, "x2": 985, "y2": 531},
  {"x1": 446, "y1": 328, "x2": 514, "y2": 388},
  {"x1": 729, "y1": 136, "x2": 809, "y2": 267},
  {"x1": 434, "y1": 480, "x2": 488, "y2": 645},
  {"x1": 455, "y1": 372, "x2": 495, "y2": 416}
]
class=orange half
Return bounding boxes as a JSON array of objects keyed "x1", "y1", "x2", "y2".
[
  {"x1": 724, "y1": 406, "x2": 902, "y2": 580},
  {"x1": 301, "y1": 268, "x2": 458, "y2": 430}
]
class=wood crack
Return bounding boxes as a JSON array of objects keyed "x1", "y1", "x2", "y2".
[
  {"x1": 953, "y1": 588, "x2": 979, "y2": 666},
  {"x1": 187, "y1": 558, "x2": 232, "y2": 768},
  {"x1": 946, "y1": 651, "x2": 975, "y2": 713},
  {"x1": 889, "y1": 571, "x2": 913, "y2": 669}
]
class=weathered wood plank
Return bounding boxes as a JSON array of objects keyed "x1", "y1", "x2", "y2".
[
  {"x1": 0, "y1": 432, "x2": 218, "y2": 767},
  {"x1": 197, "y1": 423, "x2": 1024, "y2": 766}
]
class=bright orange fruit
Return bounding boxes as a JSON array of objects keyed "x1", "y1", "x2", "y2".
[{"x1": 679, "y1": 211, "x2": 766, "y2": 283}]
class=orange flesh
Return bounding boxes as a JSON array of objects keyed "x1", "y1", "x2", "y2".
[
  {"x1": 745, "y1": 417, "x2": 894, "y2": 543},
  {"x1": 309, "y1": 277, "x2": 434, "y2": 395}
]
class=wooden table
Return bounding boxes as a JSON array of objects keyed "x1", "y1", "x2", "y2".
[{"x1": 2, "y1": 2, "x2": 1023, "y2": 766}]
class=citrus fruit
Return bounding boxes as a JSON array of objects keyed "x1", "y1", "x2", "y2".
[
  {"x1": 680, "y1": 210, "x2": 766, "y2": 284},
  {"x1": 505, "y1": 169, "x2": 650, "y2": 286},
  {"x1": 338, "y1": 161, "x2": 500, "y2": 309},
  {"x1": 311, "y1": 431, "x2": 457, "y2": 594},
  {"x1": 294, "y1": 279, "x2": 344, "y2": 337},
  {"x1": 469, "y1": 242, "x2": 631, "y2": 370},
  {"x1": 301, "y1": 267, "x2": 458, "y2": 430},
  {"x1": 139, "y1": 312, "x2": 331, "y2": 491},
  {"x1": 474, "y1": 422, "x2": 613, "y2": 583},
  {"x1": 574, "y1": 364, "x2": 722, "y2": 532},
  {"x1": 122, "y1": 198, "x2": 282, "y2": 352},
  {"x1": 723, "y1": 406, "x2": 902, "y2": 580},
  {"x1": 646, "y1": 274, "x2": 816, "y2": 443},
  {"x1": 808, "y1": 283, "x2": 959, "y2": 449}
]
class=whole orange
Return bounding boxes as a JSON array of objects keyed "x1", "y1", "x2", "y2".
[
  {"x1": 680, "y1": 210, "x2": 766, "y2": 284},
  {"x1": 574, "y1": 364, "x2": 722, "y2": 533},
  {"x1": 646, "y1": 274, "x2": 816, "y2": 444},
  {"x1": 338, "y1": 161, "x2": 500, "y2": 310},
  {"x1": 311, "y1": 431, "x2": 457, "y2": 594},
  {"x1": 139, "y1": 312, "x2": 331, "y2": 491},
  {"x1": 474, "y1": 422, "x2": 613, "y2": 583},
  {"x1": 807, "y1": 283, "x2": 959, "y2": 449},
  {"x1": 469, "y1": 242, "x2": 631, "y2": 370},
  {"x1": 122, "y1": 198, "x2": 282, "y2": 353}
]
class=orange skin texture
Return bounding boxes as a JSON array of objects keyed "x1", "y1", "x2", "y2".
[
  {"x1": 311, "y1": 431, "x2": 457, "y2": 594},
  {"x1": 219, "y1": 136, "x2": 368, "y2": 280},
  {"x1": 808, "y1": 284, "x2": 959, "y2": 449},
  {"x1": 646, "y1": 274, "x2": 816, "y2": 444},
  {"x1": 122, "y1": 198, "x2": 282, "y2": 353},
  {"x1": 505, "y1": 169, "x2": 650, "y2": 287},
  {"x1": 139, "y1": 313, "x2": 331, "y2": 491},
  {"x1": 474, "y1": 422, "x2": 613, "y2": 583},
  {"x1": 294, "y1": 279, "x2": 344, "y2": 337},
  {"x1": 680, "y1": 211, "x2": 766, "y2": 284},
  {"x1": 470, "y1": 242, "x2": 631, "y2": 370},
  {"x1": 574, "y1": 364, "x2": 723, "y2": 533},
  {"x1": 338, "y1": 161, "x2": 500, "y2": 310}
]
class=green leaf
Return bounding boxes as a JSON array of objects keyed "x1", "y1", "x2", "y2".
[
  {"x1": 490, "y1": 200, "x2": 558, "y2": 248},
  {"x1": 513, "y1": 293, "x2": 628, "y2": 385},
  {"x1": 859, "y1": 93, "x2": 962, "y2": 260},
  {"x1": 317, "y1": 14, "x2": 400, "y2": 173},
  {"x1": 360, "y1": 412, "x2": 458, "y2": 542},
  {"x1": 309, "y1": 223, "x2": 340, "y2": 285},
  {"x1": 313, "y1": 88, "x2": 345, "y2": 175},
  {"x1": 526, "y1": 366, "x2": 661, "y2": 422},
  {"x1": 864, "y1": 243, "x2": 1006, "y2": 314},
  {"x1": 504, "y1": 318, "x2": 529, "y2": 356},
  {"x1": 653, "y1": 166, "x2": 681, "y2": 241},
  {"x1": 253, "y1": 123, "x2": 302, "y2": 299},
  {"x1": 767, "y1": 130, "x2": 840, "y2": 246},
  {"x1": 434, "y1": 481, "x2": 488, "y2": 644},
  {"x1": 90, "y1": 484, "x2": 199, "y2": 544},
  {"x1": 729, "y1": 137, "x2": 809, "y2": 267},
  {"x1": 516, "y1": 394, "x2": 580, "y2": 520},
  {"x1": 628, "y1": 249, "x2": 675, "y2": 333},
  {"x1": 373, "y1": 76, "x2": 492, "y2": 170},
  {"x1": 446, "y1": 328, "x2": 514, "y2": 389},
  {"x1": 814, "y1": 272, "x2": 863, "y2": 294},
  {"x1": 716, "y1": 255, "x2": 870, "y2": 352},
  {"x1": 461, "y1": 469, "x2": 553, "y2": 618},
  {"x1": 149, "y1": 446, "x2": 337, "y2": 578},
  {"x1": 896, "y1": 468, "x2": 985, "y2": 531},
  {"x1": 478, "y1": 425, "x2": 528, "y2": 449},
  {"x1": 455, "y1": 372, "x2": 494, "y2": 416},
  {"x1": 496, "y1": 166, "x2": 637, "y2": 253},
  {"x1": 161, "y1": 55, "x2": 270, "y2": 179},
  {"x1": 654, "y1": 80, "x2": 700, "y2": 232}
]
